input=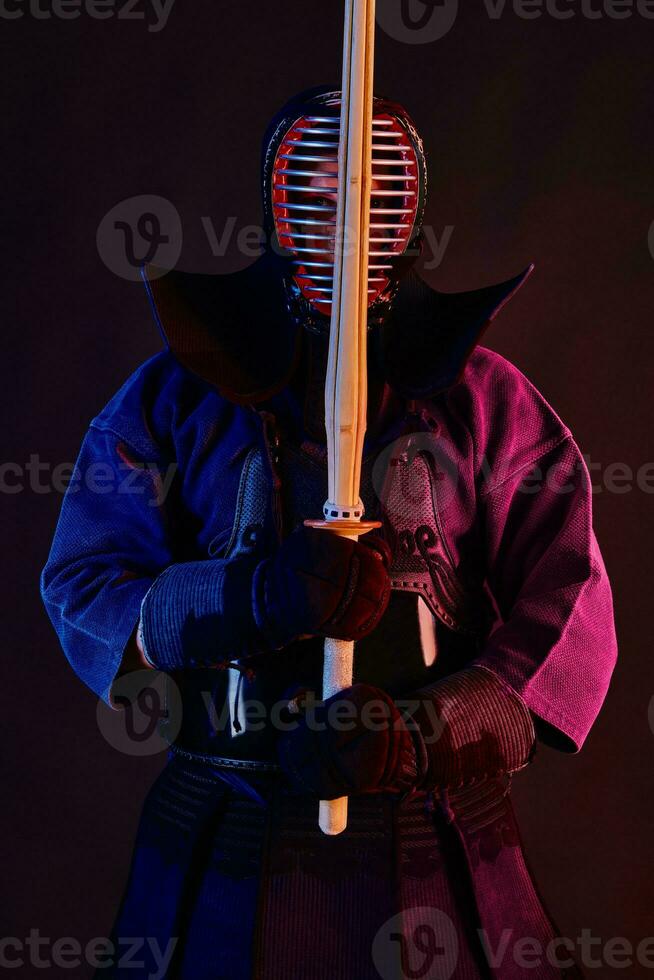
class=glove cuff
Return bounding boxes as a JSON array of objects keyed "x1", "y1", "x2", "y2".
[
  {"x1": 409, "y1": 665, "x2": 536, "y2": 790},
  {"x1": 140, "y1": 557, "x2": 265, "y2": 670}
]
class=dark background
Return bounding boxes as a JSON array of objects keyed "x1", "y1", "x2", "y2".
[{"x1": 3, "y1": 0, "x2": 653, "y2": 976}]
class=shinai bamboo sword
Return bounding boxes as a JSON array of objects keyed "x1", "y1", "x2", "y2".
[{"x1": 304, "y1": 0, "x2": 379, "y2": 836}]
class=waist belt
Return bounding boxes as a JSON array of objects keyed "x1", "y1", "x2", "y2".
[{"x1": 170, "y1": 743, "x2": 282, "y2": 772}]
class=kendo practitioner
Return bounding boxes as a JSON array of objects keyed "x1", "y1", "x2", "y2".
[{"x1": 41, "y1": 88, "x2": 617, "y2": 979}]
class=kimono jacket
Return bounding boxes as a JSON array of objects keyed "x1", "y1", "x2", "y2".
[{"x1": 41, "y1": 256, "x2": 617, "y2": 980}]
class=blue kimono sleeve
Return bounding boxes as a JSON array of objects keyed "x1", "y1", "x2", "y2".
[{"x1": 41, "y1": 422, "x2": 177, "y2": 703}]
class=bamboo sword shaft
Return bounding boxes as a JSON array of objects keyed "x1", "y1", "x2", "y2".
[{"x1": 304, "y1": 0, "x2": 378, "y2": 837}]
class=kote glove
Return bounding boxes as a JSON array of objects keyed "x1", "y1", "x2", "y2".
[
  {"x1": 276, "y1": 683, "x2": 428, "y2": 799},
  {"x1": 276, "y1": 667, "x2": 536, "y2": 799},
  {"x1": 253, "y1": 524, "x2": 392, "y2": 649},
  {"x1": 139, "y1": 525, "x2": 392, "y2": 671}
]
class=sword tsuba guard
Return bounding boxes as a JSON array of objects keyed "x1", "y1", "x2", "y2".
[{"x1": 305, "y1": 498, "x2": 381, "y2": 537}]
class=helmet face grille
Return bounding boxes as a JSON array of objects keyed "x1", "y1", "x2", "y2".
[{"x1": 272, "y1": 106, "x2": 421, "y2": 317}]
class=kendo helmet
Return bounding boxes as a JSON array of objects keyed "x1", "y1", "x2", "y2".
[{"x1": 262, "y1": 86, "x2": 427, "y2": 332}]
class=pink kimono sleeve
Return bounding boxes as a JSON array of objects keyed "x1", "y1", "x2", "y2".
[{"x1": 475, "y1": 432, "x2": 617, "y2": 751}]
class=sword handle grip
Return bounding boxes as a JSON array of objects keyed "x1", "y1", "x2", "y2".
[
  {"x1": 319, "y1": 635, "x2": 355, "y2": 835},
  {"x1": 320, "y1": 795, "x2": 349, "y2": 836},
  {"x1": 304, "y1": 519, "x2": 381, "y2": 836}
]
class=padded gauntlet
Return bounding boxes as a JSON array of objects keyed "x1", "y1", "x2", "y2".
[
  {"x1": 407, "y1": 665, "x2": 536, "y2": 790},
  {"x1": 139, "y1": 525, "x2": 392, "y2": 671},
  {"x1": 277, "y1": 683, "x2": 422, "y2": 799},
  {"x1": 277, "y1": 668, "x2": 535, "y2": 799}
]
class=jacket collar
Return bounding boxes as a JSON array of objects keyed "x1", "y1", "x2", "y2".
[{"x1": 142, "y1": 249, "x2": 533, "y2": 405}]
